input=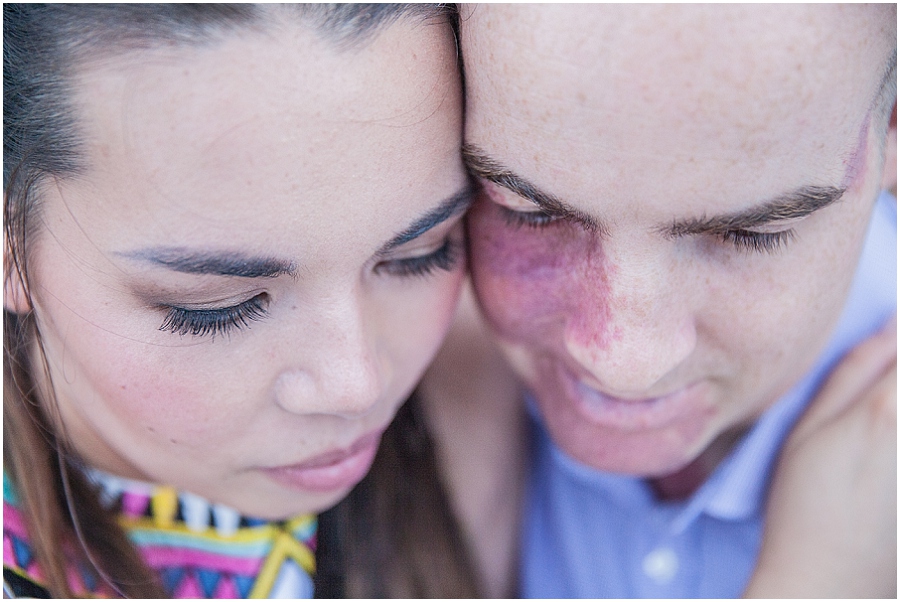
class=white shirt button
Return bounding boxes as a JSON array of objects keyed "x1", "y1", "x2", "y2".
[{"x1": 642, "y1": 547, "x2": 679, "y2": 583}]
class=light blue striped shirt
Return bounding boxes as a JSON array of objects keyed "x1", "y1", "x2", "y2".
[{"x1": 521, "y1": 190, "x2": 897, "y2": 598}]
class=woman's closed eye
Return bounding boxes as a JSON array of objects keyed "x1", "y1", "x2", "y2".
[
  {"x1": 375, "y1": 235, "x2": 462, "y2": 278},
  {"x1": 159, "y1": 293, "x2": 269, "y2": 339}
]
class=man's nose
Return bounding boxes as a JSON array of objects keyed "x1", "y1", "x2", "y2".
[
  {"x1": 274, "y1": 297, "x2": 386, "y2": 418},
  {"x1": 562, "y1": 259, "x2": 696, "y2": 396}
]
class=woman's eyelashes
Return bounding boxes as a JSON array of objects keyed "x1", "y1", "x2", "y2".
[
  {"x1": 156, "y1": 235, "x2": 462, "y2": 340},
  {"x1": 375, "y1": 236, "x2": 461, "y2": 278},
  {"x1": 159, "y1": 293, "x2": 268, "y2": 339}
]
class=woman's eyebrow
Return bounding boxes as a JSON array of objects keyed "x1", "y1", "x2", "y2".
[
  {"x1": 379, "y1": 184, "x2": 475, "y2": 253},
  {"x1": 117, "y1": 248, "x2": 297, "y2": 278},
  {"x1": 117, "y1": 188, "x2": 475, "y2": 276}
]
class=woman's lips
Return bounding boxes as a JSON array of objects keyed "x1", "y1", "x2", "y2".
[
  {"x1": 559, "y1": 365, "x2": 710, "y2": 431},
  {"x1": 262, "y1": 431, "x2": 383, "y2": 493}
]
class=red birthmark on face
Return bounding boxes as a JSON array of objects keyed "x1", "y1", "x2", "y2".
[{"x1": 467, "y1": 189, "x2": 616, "y2": 353}]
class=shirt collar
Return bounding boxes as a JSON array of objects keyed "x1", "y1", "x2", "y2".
[{"x1": 672, "y1": 370, "x2": 816, "y2": 531}]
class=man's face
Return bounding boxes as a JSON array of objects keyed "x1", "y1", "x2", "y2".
[{"x1": 462, "y1": 5, "x2": 896, "y2": 476}]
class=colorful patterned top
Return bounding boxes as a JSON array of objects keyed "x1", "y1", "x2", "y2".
[{"x1": 3, "y1": 471, "x2": 317, "y2": 598}]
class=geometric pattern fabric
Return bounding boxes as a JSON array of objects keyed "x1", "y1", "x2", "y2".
[{"x1": 3, "y1": 473, "x2": 316, "y2": 598}]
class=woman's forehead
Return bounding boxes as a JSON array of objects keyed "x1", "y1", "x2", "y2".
[
  {"x1": 71, "y1": 18, "x2": 457, "y2": 140},
  {"x1": 47, "y1": 19, "x2": 463, "y2": 264}
]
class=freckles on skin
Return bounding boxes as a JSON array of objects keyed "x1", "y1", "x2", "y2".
[
  {"x1": 82, "y1": 342, "x2": 232, "y2": 451},
  {"x1": 468, "y1": 195, "x2": 616, "y2": 351},
  {"x1": 104, "y1": 367, "x2": 210, "y2": 446}
]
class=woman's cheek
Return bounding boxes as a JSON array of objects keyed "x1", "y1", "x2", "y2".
[
  {"x1": 388, "y1": 261, "x2": 466, "y2": 382},
  {"x1": 85, "y1": 333, "x2": 246, "y2": 446},
  {"x1": 467, "y1": 199, "x2": 613, "y2": 348}
]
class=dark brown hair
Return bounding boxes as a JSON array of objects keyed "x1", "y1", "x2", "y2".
[
  {"x1": 4, "y1": 3, "x2": 477, "y2": 597},
  {"x1": 315, "y1": 396, "x2": 480, "y2": 598}
]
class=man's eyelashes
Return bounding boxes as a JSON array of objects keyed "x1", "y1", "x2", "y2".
[
  {"x1": 497, "y1": 202, "x2": 796, "y2": 255},
  {"x1": 499, "y1": 205, "x2": 559, "y2": 229},
  {"x1": 720, "y1": 229, "x2": 796, "y2": 254}
]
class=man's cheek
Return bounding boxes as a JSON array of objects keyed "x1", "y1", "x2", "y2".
[{"x1": 468, "y1": 201, "x2": 610, "y2": 345}]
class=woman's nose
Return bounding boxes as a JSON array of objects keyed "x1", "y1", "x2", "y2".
[{"x1": 273, "y1": 297, "x2": 386, "y2": 418}]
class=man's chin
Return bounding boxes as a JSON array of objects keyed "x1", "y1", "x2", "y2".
[
  {"x1": 561, "y1": 444, "x2": 698, "y2": 478},
  {"x1": 542, "y1": 416, "x2": 709, "y2": 478}
]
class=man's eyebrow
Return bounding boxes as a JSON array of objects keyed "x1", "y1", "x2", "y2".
[
  {"x1": 118, "y1": 248, "x2": 297, "y2": 278},
  {"x1": 463, "y1": 144, "x2": 845, "y2": 236},
  {"x1": 463, "y1": 144, "x2": 602, "y2": 231},
  {"x1": 664, "y1": 185, "x2": 846, "y2": 237},
  {"x1": 379, "y1": 184, "x2": 476, "y2": 253}
]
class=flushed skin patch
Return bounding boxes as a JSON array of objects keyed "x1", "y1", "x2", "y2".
[{"x1": 468, "y1": 186, "x2": 614, "y2": 351}]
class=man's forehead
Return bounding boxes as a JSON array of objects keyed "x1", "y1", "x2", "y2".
[
  {"x1": 463, "y1": 5, "x2": 883, "y2": 110},
  {"x1": 463, "y1": 5, "x2": 887, "y2": 65},
  {"x1": 461, "y1": 5, "x2": 889, "y2": 210}
]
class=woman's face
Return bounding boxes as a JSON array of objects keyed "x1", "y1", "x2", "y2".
[{"x1": 19, "y1": 20, "x2": 467, "y2": 518}]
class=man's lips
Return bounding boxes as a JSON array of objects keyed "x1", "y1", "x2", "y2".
[
  {"x1": 557, "y1": 365, "x2": 711, "y2": 431},
  {"x1": 261, "y1": 430, "x2": 384, "y2": 493}
]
